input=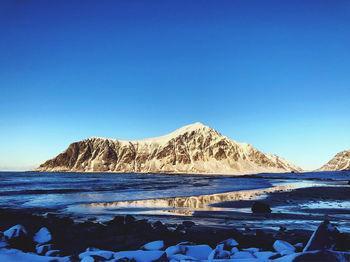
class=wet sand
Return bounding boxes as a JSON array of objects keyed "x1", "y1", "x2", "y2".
[
  {"x1": 213, "y1": 182, "x2": 350, "y2": 205},
  {"x1": 201, "y1": 184, "x2": 350, "y2": 232},
  {"x1": 60, "y1": 180, "x2": 350, "y2": 236}
]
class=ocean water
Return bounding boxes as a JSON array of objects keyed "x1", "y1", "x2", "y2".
[
  {"x1": 0, "y1": 171, "x2": 273, "y2": 212},
  {"x1": 1, "y1": 171, "x2": 350, "y2": 230}
]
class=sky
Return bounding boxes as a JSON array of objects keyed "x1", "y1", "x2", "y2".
[{"x1": 0, "y1": 0, "x2": 349, "y2": 171}]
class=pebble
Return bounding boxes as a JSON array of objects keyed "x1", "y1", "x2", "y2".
[
  {"x1": 3, "y1": 225, "x2": 27, "y2": 240},
  {"x1": 33, "y1": 227, "x2": 52, "y2": 244},
  {"x1": 0, "y1": 219, "x2": 348, "y2": 262},
  {"x1": 141, "y1": 240, "x2": 165, "y2": 251}
]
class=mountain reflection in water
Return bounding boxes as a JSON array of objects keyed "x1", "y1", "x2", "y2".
[{"x1": 83, "y1": 185, "x2": 295, "y2": 213}]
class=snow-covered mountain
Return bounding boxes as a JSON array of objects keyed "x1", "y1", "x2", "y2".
[
  {"x1": 33, "y1": 122, "x2": 302, "y2": 174},
  {"x1": 317, "y1": 150, "x2": 350, "y2": 171}
]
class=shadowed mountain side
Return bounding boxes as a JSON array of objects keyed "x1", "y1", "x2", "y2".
[{"x1": 33, "y1": 123, "x2": 302, "y2": 174}]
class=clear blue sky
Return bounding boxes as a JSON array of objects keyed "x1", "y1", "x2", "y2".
[{"x1": 1, "y1": 0, "x2": 349, "y2": 171}]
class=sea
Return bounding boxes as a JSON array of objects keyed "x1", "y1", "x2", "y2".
[{"x1": 1, "y1": 171, "x2": 350, "y2": 231}]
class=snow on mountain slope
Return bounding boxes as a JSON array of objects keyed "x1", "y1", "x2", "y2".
[
  {"x1": 33, "y1": 122, "x2": 302, "y2": 174},
  {"x1": 317, "y1": 150, "x2": 350, "y2": 171}
]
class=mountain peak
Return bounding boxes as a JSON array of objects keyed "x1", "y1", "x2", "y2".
[
  {"x1": 317, "y1": 149, "x2": 350, "y2": 171},
  {"x1": 85, "y1": 123, "x2": 212, "y2": 144},
  {"x1": 172, "y1": 122, "x2": 210, "y2": 133},
  {"x1": 34, "y1": 123, "x2": 302, "y2": 174},
  {"x1": 187, "y1": 122, "x2": 206, "y2": 128},
  {"x1": 130, "y1": 122, "x2": 214, "y2": 143}
]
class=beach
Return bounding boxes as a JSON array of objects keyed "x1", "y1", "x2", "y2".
[{"x1": 1, "y1": 171, "x2": 350, "y2": 261}]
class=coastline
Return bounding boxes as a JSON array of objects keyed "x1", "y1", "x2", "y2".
[
  {"x1": 27, "y1": 169, "x2": 302, "y2": 176},
  {"x1": 2, "y1": 171, "x2": 349, "y2": 232},
  {"x1": 0, "y1": 207, "x2": 349, "y2": 260},
  {"x1": 63, "y1": 181, "x2": 350, "y2": 234},
  {"x1": 0, "y1": 207, "x2": 321, "y2": 254},
  {"x1": 1, "y1": 179, "x2": 350, "y2": 260}
]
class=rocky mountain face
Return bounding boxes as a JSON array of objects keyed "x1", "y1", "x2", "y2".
[
  {"x1": 34, "y1": 122, "x2": 302, "y2": 174},
  {"x1": 317, "y1": 150, "x2": 350, "y2": 171}
]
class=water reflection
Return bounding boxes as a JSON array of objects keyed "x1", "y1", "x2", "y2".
[{"x1": 84, "y1": 185, "x2": 295, "y2": 210}]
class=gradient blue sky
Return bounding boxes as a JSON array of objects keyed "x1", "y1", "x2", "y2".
[{"x1": 1, "y1": 0, "x2": 349, "y2": 171}]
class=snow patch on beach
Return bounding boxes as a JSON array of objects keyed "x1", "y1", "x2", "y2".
[{"x1": 33, "y1": 227, "x2": 51, "y2": 244}]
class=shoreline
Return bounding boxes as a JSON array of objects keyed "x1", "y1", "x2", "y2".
[
  {"x1": 1, "y1": 173, "x2": 349, "y2": 232},
  {"x1": 1, "y1": 180, "x2": 350, "y2": 260},
  {"x1": 26, "y1": 169, "x2": 302, "y2": 176},
  {"x1": 62, "y1": 182, "x2": 350, "y2": 234},
  {"x1": 1, "y1": 172, "x2": 350, "y2": 239},
  {"x1": 0, "y1": 207, "x2": 315, "y2": 254},
  {"x1": 0, "y1": 207, "x2": 349, "y2": 260}
]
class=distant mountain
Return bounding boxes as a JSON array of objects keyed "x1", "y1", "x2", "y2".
[
  {"x1": 33, "y1": 122, "x2": 302, "y2": 174},
  {"x1": 317, "y1": 150, "x2": 350, "y2": 171}
]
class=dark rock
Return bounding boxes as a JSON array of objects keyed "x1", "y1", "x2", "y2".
[
  {"x1": 46, "y1": 213, "x2": 58, "y2": 220},
  {"x1": 336, "y1": 232, "x2": 350, "y2": 251},
  {"x1": 255, "y1": 229, "x2": 265, "y2": 237},
  {"x1": 133, "y1": 219, "x2": 152, "y2": 234},
  {"x1": 153, "y1": 223, "x2": 169, "y2": 234},
  {"x1": 279, "y1": 226, "x2": 287, "y2": 232},
  {"x1": 182, "y1": 221, "x2": 195, "y2": 228},
  {"x1": 303, "y1": 220, "x2": 340, "y2": 252},
  {"x1": 251, "y1": 201, "x2": 271, "y2": 213},
  {"x1": 1, "y1": 207, "x2": 350, "y2": 258},
  {"x1": 4, "y1": 225, "x2": 33, "y2": 252},
  {"x1": 124, "y1": 215, "x2": 135, "y2": 224},
  {"x1": 106, "y1": 216, "x2": 125, "y2": 226},
  {"x1": 176, "y1": 224, "x2": 185, "y2": 231},
  {"x1": 153, "y1": 221, "x2": 163, "y2": 228}
]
